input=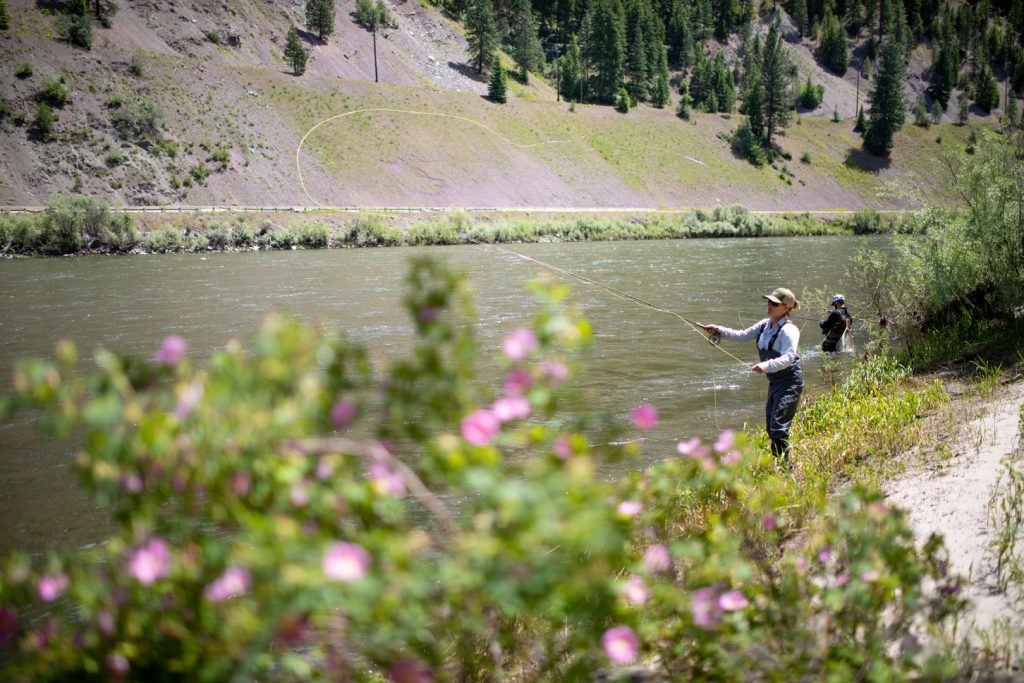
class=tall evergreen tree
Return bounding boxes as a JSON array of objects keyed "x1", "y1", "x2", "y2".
[
  {"x1": 284, "y1": 25, "x2": 307, "y2": 74},
  {"x1": 559, "y1": 34, "x2": 582, "y2": 101},
  {"x1": 305, "y1": 0, "x2": 335, "y2": 41},
  {"x1": 792, "y1": 0, "x2": 809, "y2": 37},
  {"x1": 508, "y1": 0, "x2": 544, "y2": 81},
  {"x1": 713, "y1": 52, "x2": 735, "y2": 112},
  {"x1": 744, "y1": 62, "x2": 766, "y2": 139},
  {"x1": 762, "y1": 23, "x2": 793, "y2": 146},
  {"x1": 666, "y1": 0, "x2": 693, "y2": 67},
  {"x1": 926, "y1": 43, "x2": 956, "y2": 110},
  {"x1": 284, "y1": 26, "x2": 308, "y2": 76},
  {"x1": 488, "y1": 54, "x2": 508, "y2": 102},
  {"x1": 819, "y1": 9, "x2": 848, "y2": 74},
  {"x1": 555, "y1": 0, "x2": 577, "y2": 42},
  {"x1": 651, "y1": 46, "x2": 671, "y2": 107},
  {"x1": 626, "y1": 20, "x2": 649, "y2": 102},
  {"x1": 586, "y1": 0, "x2": 626, "y2": 103},
  {"x1": 466, "y1": 0, "x2": 499, "y2": 74},
  {"x1": 864, "y1": 37, "x2": 907, "y2": 156},
  {"x1": 688, "y1": 51, "x2": 714, "y2": 108},
  {"x1": 974, "y1": 64, "x2": 1000, "y2": 113}
]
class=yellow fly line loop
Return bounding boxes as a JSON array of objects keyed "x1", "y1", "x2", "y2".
[{"x1": 296, "y1": 108, "x2": 569, "y2": 208}]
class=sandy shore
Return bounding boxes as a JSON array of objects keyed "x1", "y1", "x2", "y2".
[{"x1": 885, "y1": 378, "x2": 1024, "y2": 637}]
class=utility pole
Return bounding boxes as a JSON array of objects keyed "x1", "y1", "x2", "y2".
[{"x1": 373, "y1": 29, "x2": 379, "y2": 83}]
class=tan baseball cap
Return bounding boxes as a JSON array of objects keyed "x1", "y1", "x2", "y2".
[{"x1": 762, "y1": 287, "x2": 799, "y2": 309}]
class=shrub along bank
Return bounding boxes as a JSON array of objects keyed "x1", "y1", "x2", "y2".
[{"x1": 0, "y1": 197, "x2": 900, "y2": 256}]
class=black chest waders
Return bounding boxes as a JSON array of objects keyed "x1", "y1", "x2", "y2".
[
  {"x1": 759, "y1": 320, "x2": 804, "y2": 466},
  {"x1": 822, "y1": 310, "x2": 850, "y2": 352}
]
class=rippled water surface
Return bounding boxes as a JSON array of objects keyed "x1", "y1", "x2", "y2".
[{"x1": 0, "y1": 237, "x2": 881, "y2": 554}]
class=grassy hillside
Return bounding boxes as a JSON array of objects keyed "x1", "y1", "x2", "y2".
[{"x1": 0, "y1": 0, "x2": 1000, "y2": 210}]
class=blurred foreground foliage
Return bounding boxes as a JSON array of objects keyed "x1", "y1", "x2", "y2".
[{"x1": 1, "y1": 258, "x2": 967, "y2": 681}]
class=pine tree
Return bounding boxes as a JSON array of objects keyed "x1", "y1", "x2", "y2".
[
  {"x1": 864, "y1": 37, "x2": 907, "y2": 156},
  {"x1": 676, "y1": 80, "x2": 693, "y2": 119},
  {"x1": 958, "y1": 92, "x2": 970, "y2": 125},
  {"x1": 793, "y1": 0, "x2": 809, "y2": 37},
  {"x1": 713, "y1": 53, "x2": 735, "y2": 112},
  {"x1": 466, "y1": 0, "x2": 498, "y2": 74},
  {"x1": 666, "y1": 0, "x2": 693, "y2": 68},
  {"x1": 688, "y1": 52, "x2": 714, "y2": 109},
  {"x1": 762, "y1": 23, "x2": 793, "y2": 147},
  {"x1": 0, "y1": 0, "x2": 8, "y2": 31},
  {"x1": 488, "y1": 55, "x2": 508, "y2": 102},
  {"x1": 305, "y1": 0, "x2": 335, "y2": 41},
  {"x1": 1006, "y1": 96, "x2": 1020, "y2": 128},
  {"x1": 509, "y1": 0, "x2": 544, "y2": 82},
  {"x1": 926, "y1": 43, "x2": 956, "y2": 109},
  {"x1": 559, "y1": 35, "x2": 582, "y2": 101},
  {"x1": 615, "y1": 86, "x2": 631, "y2": 112},
  {"x1": 626, "y1": 20, "x2": 649, "y2": 102},
  {"x1": 651, "y1": 46, "x2": 671, "y2": 108},
  {"x1": 284, "y1": 26, "x2": 308, "y2": 76},
  {"x1": 854, "y1": 104, "x2": 867, "y2": 132},
  {"x1": 744, "y1": 63, "x2": 766, "y2": 140},
  {"x1": 862, "y1": 55, "x2": 873, "y2": 80},
  {"x1": 974, "y1": 64, "x2": 1000, "y2": 113},
  {"x1": 819, "y1": 9, "x2": 848, "y2": 74},
  {"x1": 586, "y1": 0, "x2": 626, "y2": 103}
]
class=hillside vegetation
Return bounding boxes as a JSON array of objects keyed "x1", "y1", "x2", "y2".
[{"x1": 0, "y1": 0, "x2": 1015, "y2": 210}]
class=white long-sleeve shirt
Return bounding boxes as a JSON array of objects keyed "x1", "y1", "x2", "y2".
[{"x1": 717, "y1": 317, "x2": 800, "y2": 374}]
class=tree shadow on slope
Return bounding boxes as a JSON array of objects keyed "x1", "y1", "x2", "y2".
[
  {"x1": 447, "y1": 61, "x2": 487, "y2": 84},
  {"x1": 844, "y1": 147, "x2": 892, "y2": 172}
]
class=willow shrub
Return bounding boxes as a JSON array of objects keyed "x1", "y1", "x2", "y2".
[{"x1": 0, "y1": 258, "x2": 965, "y2": 681}]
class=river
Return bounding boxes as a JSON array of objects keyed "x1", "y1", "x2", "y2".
[{"x1": 0, "y1": 236, "x2": 878, "y2": 555}]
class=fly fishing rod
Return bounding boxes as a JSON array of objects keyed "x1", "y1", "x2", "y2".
[{"x1": 471, "y1": 240, "x2": 754, "y2": 369}]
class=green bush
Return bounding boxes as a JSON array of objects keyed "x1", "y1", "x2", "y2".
[
  {"x1": 38, "y1": 79, "x2": 69, "y2": 108},
  {"x1": 730, "y1": 121, "x2": 767, "y2": 166},
  {"x1": 31, "y1": 102, "x2": 56, "y2": 141},
  {"x1": 15, "y1": 62, "x2": 32, "y2": 79},
  {"x1": 297, "y1": 221, "x2": 329, "y2": 248},
  {"x1": 0, "y1": 215, "x2": 41, "y2": 252},
  {"x1": 0, "y1": 260, "x2": 969, "y2": 681},
  {"x1": 56, "y1": 10, "x2": 92, "y2": 49}
]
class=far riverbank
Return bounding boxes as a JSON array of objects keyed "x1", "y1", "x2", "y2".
[{"x1": 0, "y1": 196, "x2": 905, "y2": 257}]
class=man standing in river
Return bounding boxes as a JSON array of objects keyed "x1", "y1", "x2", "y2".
[{"x1": 698, "y1": 287, "x2": 803, "y2": 468}]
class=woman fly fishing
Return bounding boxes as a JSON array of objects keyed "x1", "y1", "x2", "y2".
[{"x1": 699, "y1": 287, "x2": 803, "y2": 469}]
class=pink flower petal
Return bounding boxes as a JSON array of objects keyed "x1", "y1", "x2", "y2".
[
  {"x1": 553, "y1": 435, "x2": 573, "y2": 460},
  {"x1": 460, "y1": 409, "x2": 500, "y2": 446},
  {"x1": 717, "y1": 589, "x2": 748, "y2": 611},
  {"x1": 617, "y1": 500, "x2": 642, "y2": 517},
  {"x1": 502, "y1": 328, "x2": 538, "y2": 360},
  {"x1": 642, "y1": 544, "x2": 671, "y2": 573},
  {"x1": 713, "y1": 429, "x2": 736, "y2": 453},
  {"x1": 602, "y1": 625, "x2": 639, "y2": 664},
  {"x1": 38, "y1": 574, "x2": 69, "y2": 602},
  {"x1": 631, "y1": 404, "x2": 658, "y2": 430},
  {"x1": 676, "y1": 437, "x2": 701, "y2": 456},
  {"x1": 204, "y1": 567, "x2": 252, "y2": 603},
  {"x1": 623, "y1": 575, "x2": 649, "y2": 605},
  {"x1": 129, "y1": 538, "x2": 170, "y2": 585},
  {"x1": 154, "y1": 335, "x2": 187, "y2": 366},
  {"x1": 504, "y1": 368, "x2": 532, "y2": 395},
  {"x1": 331, "y1": 401, "x2": 358, "y2": 430},
  {"x1": 323, "y1": 542, "x2": 371, "y2": 582},
  {"x1": 540, "y1": 360, "x2": 569, "y2": 386},
  {"x1": 691, "y1": 587, "x2": 720, "y2": 628}
]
